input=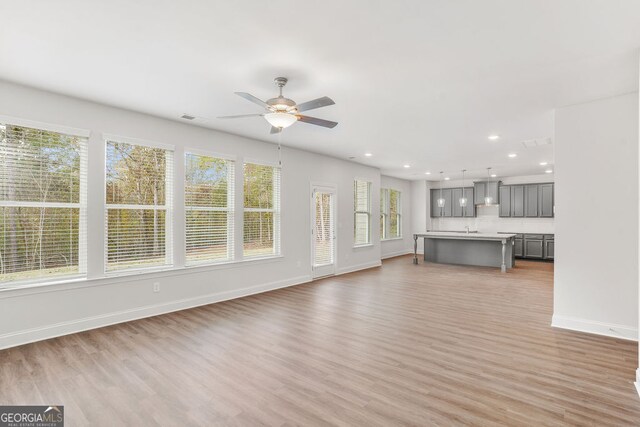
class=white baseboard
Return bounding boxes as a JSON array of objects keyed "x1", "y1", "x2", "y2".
[
  {"x1": 336, "y1": 260, "x2": 382, "y2": 275},
  {"x1": 0, "y1": 275, "x2": 312, "y2": 350},
  {"x1": 636, "y1": 369, "x2": 640, "y2": 398},
  {"x1": 381, "y1": 249, "x2": 414, "y2": 260},
  {"x1": 551, "y1": 314, "x2": 638, "y2": 341}
]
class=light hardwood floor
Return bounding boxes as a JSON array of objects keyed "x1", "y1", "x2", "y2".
[{"x1": 1, "y1": 256, "x2": 639, "y2": 426}]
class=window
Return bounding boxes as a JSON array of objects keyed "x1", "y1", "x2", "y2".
[
  {"x1": 185, "y1": 152, "x2": 234, "y2": 265},
  {"x1": 354, "y1": 180, "x2": 371, "y2": 246},
  {"x1": 381, "y1": 188, "x2": 402, "y2": 240},
  {"x1": 389, "y1": 189, "x2": 401, "y2": 238},
  {"x1": 380, "y1": 188, "x2": 388, "y2": 239},
  {"x1": 105, "y1": 138, "x2": 173, "y2": 272},
  {"x1": 0, "y1": 122, "x2": 87, "y2": 284},
  {"x1": 243, "y1": 163, "x2": 280, "y2": 258}
]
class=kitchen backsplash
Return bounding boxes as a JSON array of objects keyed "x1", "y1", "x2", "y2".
[{"x1": 431, "y1": 205, "x2": 555, "y2": 234}]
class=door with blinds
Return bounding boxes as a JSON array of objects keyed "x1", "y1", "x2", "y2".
[{"x1": 311, "y1": 186, "x2": 336, "y2": 278}]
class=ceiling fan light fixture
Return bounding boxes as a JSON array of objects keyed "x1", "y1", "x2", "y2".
[{"x1": 264, "y1": 112, "x2": 297, "y2": 129}]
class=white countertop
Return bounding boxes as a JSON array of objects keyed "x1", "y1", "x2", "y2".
[{"x1": 414, "y1": 231, "x2": 517, "y2": 240}]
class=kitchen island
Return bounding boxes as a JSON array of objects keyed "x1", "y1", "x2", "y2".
[{"x1": 413, "y1": 232, "x2": 516, "y2": 272}]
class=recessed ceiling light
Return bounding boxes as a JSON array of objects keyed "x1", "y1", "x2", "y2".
[
  {"x1": 364, "y1": 153, "x2": 373, "y2": 157},
  {"x1": 508, "y1": 153, "x2": 517, "y2": 158},
  {"x1": 444, "y1": 177, "x2": 450, "y2": 181},
  {"x1": 488, "y1": 134, "x2": 500, "y2": 140},
  {"x1": 545, "y1": 169, "x2": 553, "y2": 174},
  {"x1": 425, "y1": 171, "x2": 431, "y2": 175},
  {"x1": 403, "y1": 164, "x2": 410, "y2": 168},
  {"x1": 491, "y1": 174, "x2": 497, "y2": 178},
  {"x1": 539, "y1": 161, "x2": 548, "y2": 166}
]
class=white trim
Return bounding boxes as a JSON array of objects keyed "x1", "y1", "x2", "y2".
[
  {"x1": 336, "y1": 260, "x2": 381, "y2": 275},
  {"x1": 185, "y1": 148, "x2": 236, "y2": 161},
  {"x1": 551, "y1": 314, "x2": 638, "y2": 341},
  {"x1": 0, "y1": 255, "x2": 285, "y2": 299},
  {"x1": 0, "y1": 114, "x2": 91, "y2": 137},
  {"x1": 381, "y1": 237, "x2": 404, "y2": 242},
  {"x1": 381, "y1": 249, "x2": 413, "y2": 259},
  {"x1": 0, "y1": 274, "x2": 312, "y2": 351},
  {"x1": 353, "y1": 243, "x2": 374, "y2": 249},
  {"x1": 635, "y1": 369, "x2": 640, "y2": 398},
  {"x1": 0, "y1": 201, "x2": 81, "y2": 209},
  {"x1": 243, "y1": 158, "x2": 281, "y2": 168},
  {"x1": 103, "y1": 133, "x2": 175, "y2": 151},
  {"x1": 105, "y1": 203, "x2": 167, "y2": 210}
]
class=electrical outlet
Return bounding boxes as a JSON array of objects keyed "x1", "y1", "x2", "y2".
[{"x1": 153, "y1": 282, "x2": 160, "y2": 293}]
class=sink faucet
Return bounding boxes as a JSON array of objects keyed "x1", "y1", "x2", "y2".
[{"x1": 465, "y1": 225, "x2": 470, "y2": 234}]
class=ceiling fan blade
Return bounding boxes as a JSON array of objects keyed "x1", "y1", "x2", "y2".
[
  {"x1": 234, "y1": 92, "x2": 272, "y2": 110},
  {"x1": 297, "y1": 115, "x2": 338, "y2": 128},
  {"x1": 295, "y1": 96, "x2": 335, "y2": 112},
  {"x1": 270, "y1": 126, "x2": 282, "y2": 134},
  {"x1": 217, "y1": 114, "x2": 264, "y2": 119}
]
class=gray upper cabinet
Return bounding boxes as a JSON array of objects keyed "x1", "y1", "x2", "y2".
[
  {"x1": 511, "y1": 185, "x2": 525, "y2": 217},
  {"x1": 539, "y1": 184, "x2": 554, "y2": 217},
  {"x1": 452, "y1": 188, "x2": 463, "y2": 217},
  {"x1": 498, "y1": 183, "x2": 553, "y2": 218},
  {"x1": 474, "y1": 182, "x2": 485, "y2": 205},
  {"x1": 486, "y1": 181, "x2": 499, "y2": 203},
  {"x1": 525, "y1": 184, "x2": 539, "y2": 217},
  {"x1": 430, "y1": 189, "x2": 442, "y2": 217},
  {"x1": 441, "y1": 189, "x2": 452, "y2": 217},
  {"x1": 431, "y1": 187, "x2": 475, "y2": 217},
  {"x1": 499, "y1": 185, "x2": 511, "y2": 217},
  {"x1": 463, "y1": 187, "x2": 475, "y2": 217}
]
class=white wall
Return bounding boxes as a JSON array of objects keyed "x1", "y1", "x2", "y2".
[
  {"x1": 0, "y1": 80, "x2": 382, "y2": 349},
  {"x1": 430, "y1": 174, "x2": 555, "y2": 233},
  {"x1": 380, "y1": 175, "x2": 413, "y2": 258},
  {"x1": 410, "y1": 180, "x2": 429, "y2": 254},
  {"x1": 554, "y1": 91, "x2": 639, "y2": 341}
]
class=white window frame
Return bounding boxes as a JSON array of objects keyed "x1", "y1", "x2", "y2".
[
  {"x1": 0, "y1": 118, "x2": 89, "y2": 288},
  {"x1": 381, "y1": 187, "x2": 402, "y2": 240},
  {"x1": 104, "y1": 135, "x2": 174, "y2": 274},
  {"x1": 242, "y1": 161, "x2": 281, "y2": 259},
  {"x1": 184, "y1": 149, "x2": 235, "y2": 266},
  {"x1": 353, "y1": 179, "x2": 372, "y2": 247},
  {"x1": 380, "y1": 188, "x2": 389, "y2": 240}
]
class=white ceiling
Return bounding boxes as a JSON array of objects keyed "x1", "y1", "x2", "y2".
[{"x1": 1, "y1": 0, "x2": 639, "y2": 181}]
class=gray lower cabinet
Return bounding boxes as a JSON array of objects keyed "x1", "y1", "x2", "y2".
[
  {"x1": 511, "y1": 185, "x2": 525, "y2": 217},
  {"x1": 543, "y1": 234, "x2": 554, "y2": 260},
  {"x1": 524, "y1": 237, "x2": 544, "y2": 258},
  {"x1": 499, "y1": 185, "x2": 511, "y2": 217},
  {"x1": 525, "y1": 185, "x2": 539, "y2": 217},
  {"x1": 514, "y1": 237, "x2": 523, "y2": 257}
]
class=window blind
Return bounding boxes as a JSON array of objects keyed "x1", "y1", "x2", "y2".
[
  {"x1": 354, "y1": 180, "x2": 371, "y2": 245},
  {"x1": 185, "y1": 152, "x2": 234, "y2": 265},
  {"x1": 0, "y1": 122, "x2": 87, "y2": 285},
  {"x1": 389, "y1": 189, "x2": 401, "y2": 238},
  {"x1": 243, "y1": 163, "x2": 280, "y2": 258},
  {"x1": 105, "y1": 139, "x2": 173, "y2": 272}
]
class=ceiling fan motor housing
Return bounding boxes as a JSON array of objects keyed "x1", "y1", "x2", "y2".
[{"x1": 267, "y1": 96, "x2": 297, "y2": 112}]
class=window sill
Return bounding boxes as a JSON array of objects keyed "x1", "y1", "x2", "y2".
[
  {"x1": 381, "y1": 237, "x2": 404, "y2": 242},
  {"x1": 353, "y1": 243, "x2": 374, "y2": 249},
  {"x1": 0, "y1": 255, "x2": 284, "y2": 298}
]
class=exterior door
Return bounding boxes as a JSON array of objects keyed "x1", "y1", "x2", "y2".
[{"x1": 312, "y1": 187, "x2": 336, "y2": 278}]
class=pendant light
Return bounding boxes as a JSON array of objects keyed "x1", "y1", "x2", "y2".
[
  {"x1": 459, "y1": 169, "x2": 468, "y2": 208},
  {"x1": 484, "y1": 167, "x2": 494, "y2": 205},
  {"x1": 437, "y1": 171, "x2": 445, "y2": 208}
]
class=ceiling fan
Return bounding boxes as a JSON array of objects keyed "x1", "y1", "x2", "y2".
[{"x1": 218, "y1": 77, "x2": 338, "y2": 134}]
